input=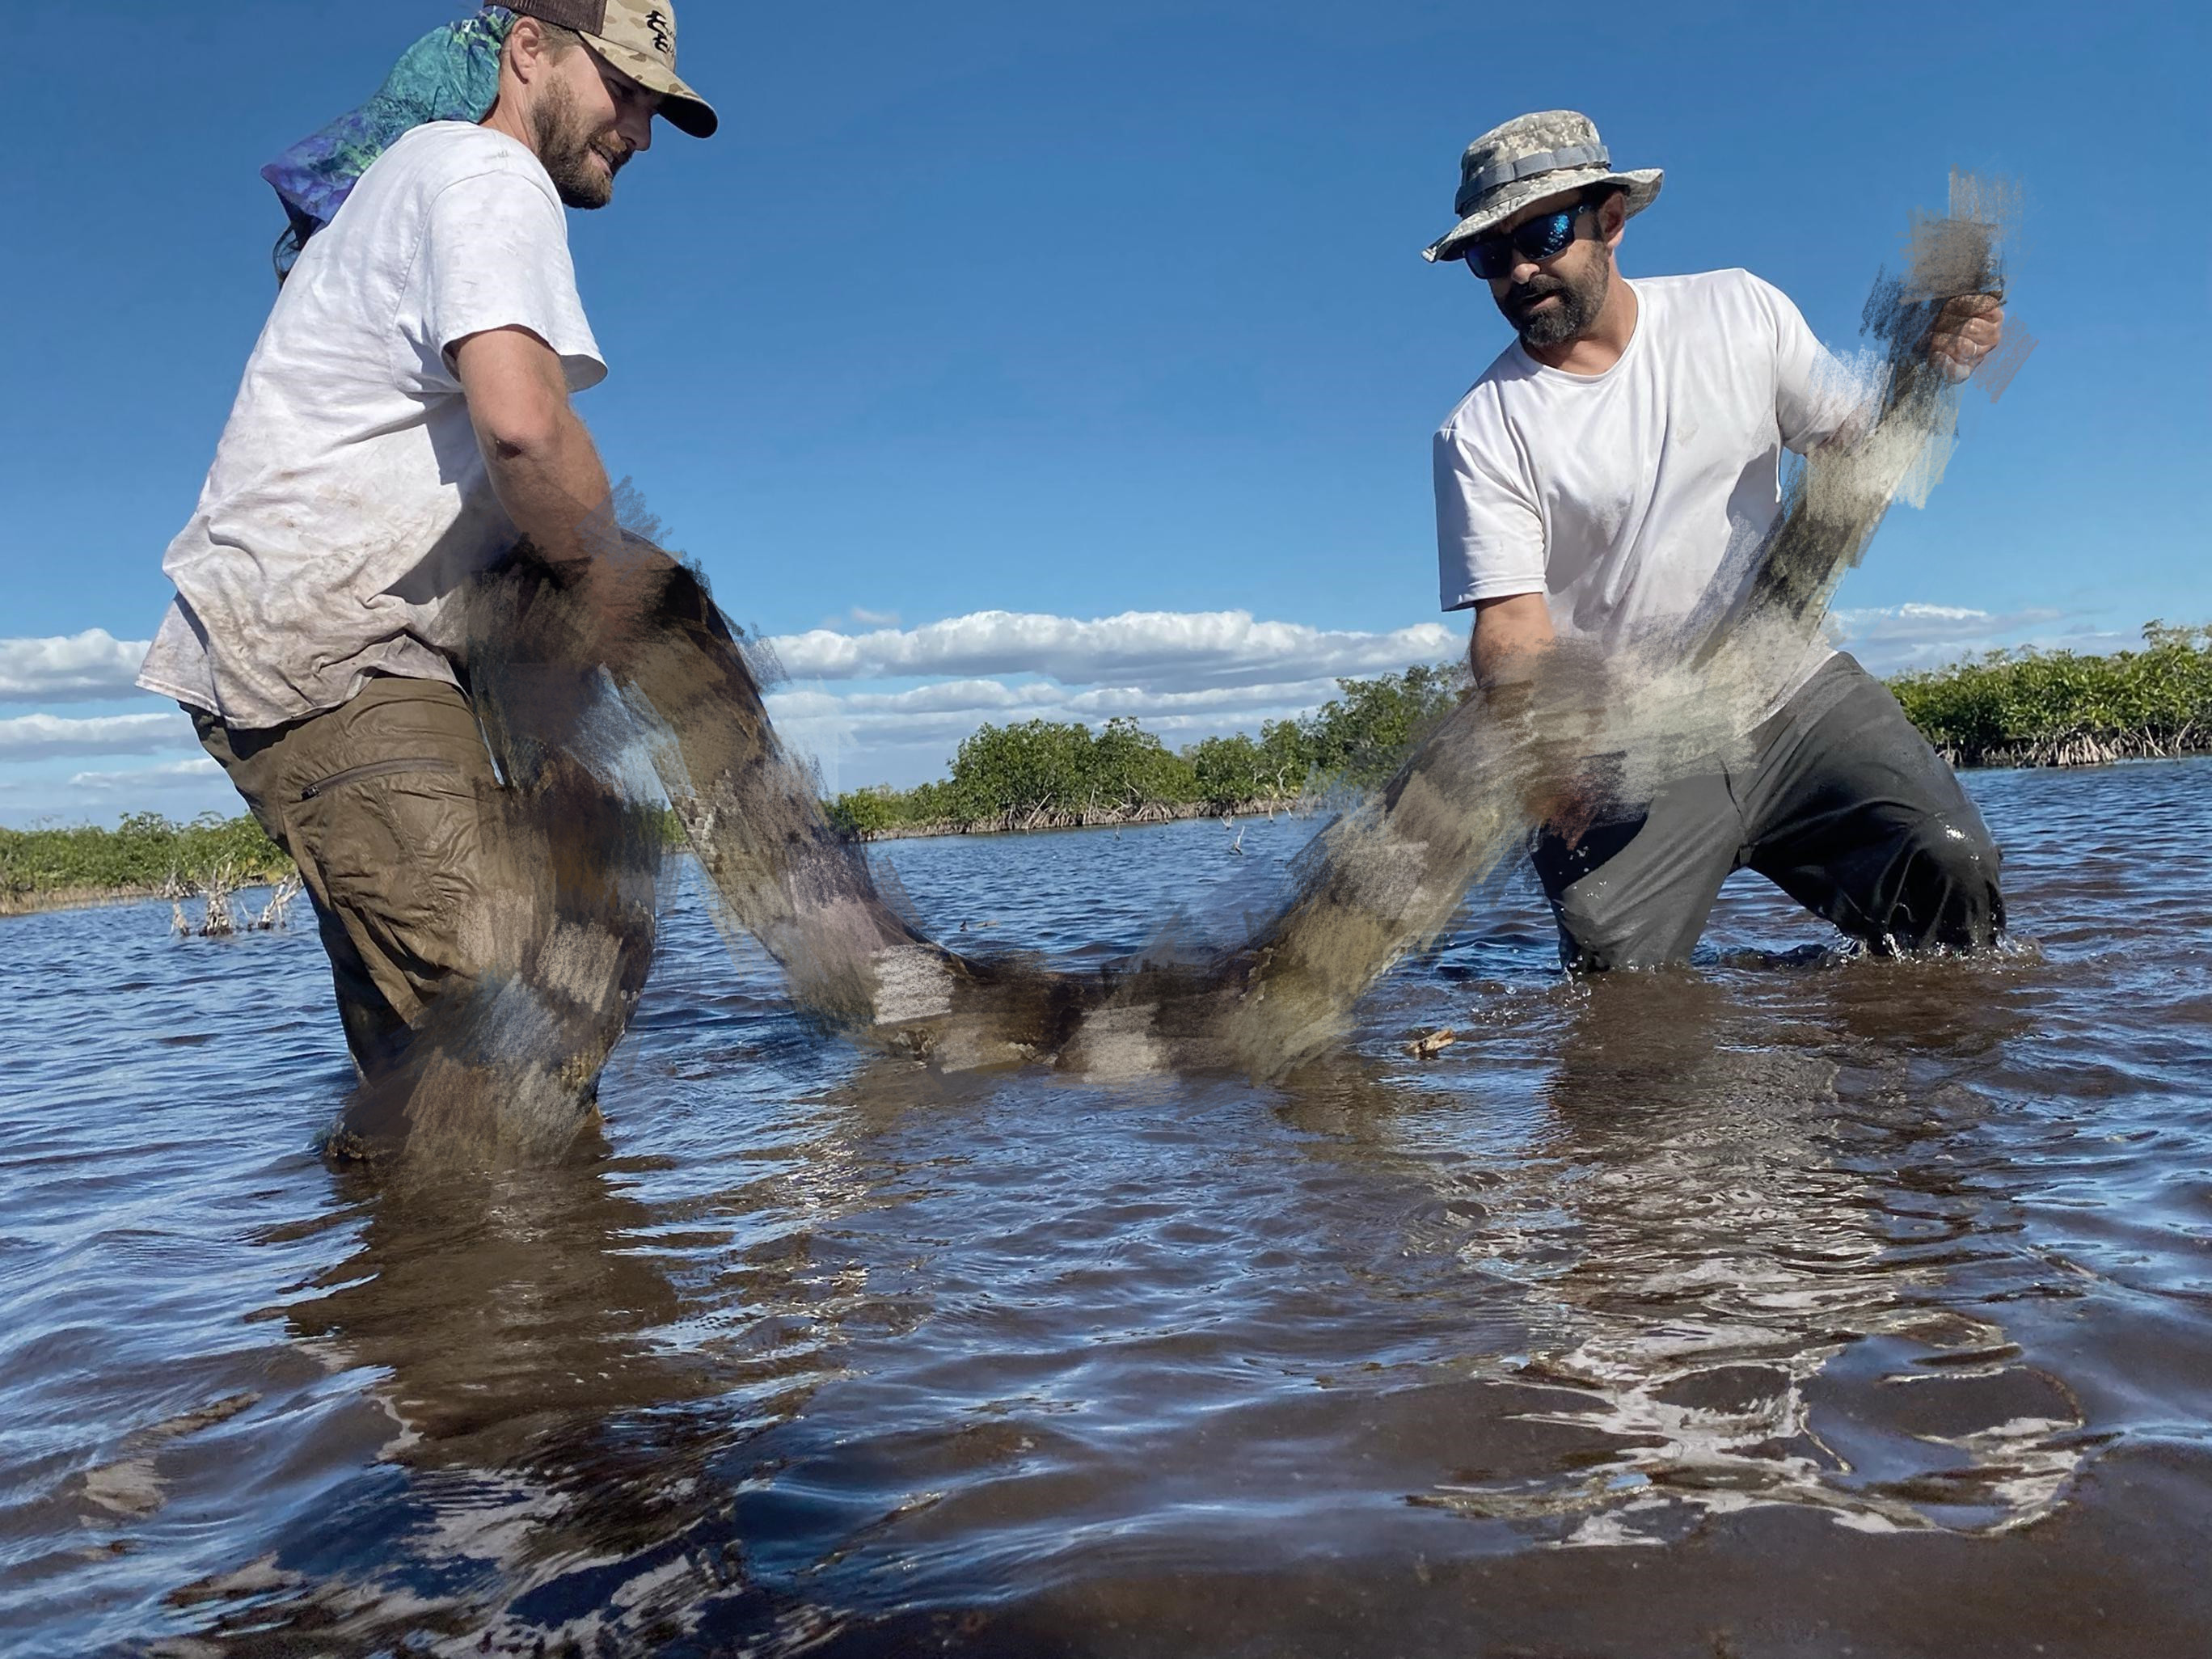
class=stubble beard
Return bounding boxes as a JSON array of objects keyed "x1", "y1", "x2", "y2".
[
  {"x1": 534, "y1": 76, "x2": 627, "y2": 210},
  {"x1": 1502, "y1": 255, "x2": 1610, "y2": 349}
]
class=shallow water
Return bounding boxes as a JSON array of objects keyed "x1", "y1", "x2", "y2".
[{"x1": 3, "y1": 761, "x2": 2210, "y2": 1657}]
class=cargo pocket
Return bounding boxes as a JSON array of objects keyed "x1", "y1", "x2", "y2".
[
  {"x1": 298, "y1": 757, "x2": 461, "y2": 801},
  {"x1": 286, "y1": 758, "x2": 490, "y2": 1015}
]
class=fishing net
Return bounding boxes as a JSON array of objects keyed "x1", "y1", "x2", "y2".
[{"x1": 347, "y1": 174, "x2": 2024, "y2": 1159}]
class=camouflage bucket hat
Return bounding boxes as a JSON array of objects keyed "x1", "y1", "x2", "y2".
[
  {"x1": 1421, "y1": 110, "x2": 1660, "y2": 264},
  {"x1": 508, "y1": 0, "x2": 719, "y2": 137}
]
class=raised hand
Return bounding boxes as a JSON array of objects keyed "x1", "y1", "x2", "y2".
[{"x1": 1924, "y1": 292, "x2": 2005, "y2": 382}]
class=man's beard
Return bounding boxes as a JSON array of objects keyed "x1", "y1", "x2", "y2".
[
  {"x1": 1500, "y1": 258, "x2": 1610, "y2": 348},
  {"x1": 534, "y1": 77, "x2": 628, "y2": 210}
]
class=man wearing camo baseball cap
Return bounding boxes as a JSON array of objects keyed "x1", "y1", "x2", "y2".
[
  {"x1": 1424, "y1": 110, "x2": 2011, "y2": 973},
  {"x1": 508, "y1": 0, "x2": 718, "y2": 141},
  {"x1": 135, "y1": 4, "x2": 723, "y2": 1091}
]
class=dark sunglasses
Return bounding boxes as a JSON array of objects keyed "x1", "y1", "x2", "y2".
[{"x1": 1463, "y1": 205, "x2": 1596, "y2": 281}]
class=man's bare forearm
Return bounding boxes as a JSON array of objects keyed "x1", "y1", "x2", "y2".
[
  {"x1": 453, "y1": 326, "x2": 621, "y2": 575},
  {"x1": 479, "y1": 403, "x2": 614, "y2": 571},
  {"x1": 1471, "y1": 591, "x2": 1556, "y2": 701}
]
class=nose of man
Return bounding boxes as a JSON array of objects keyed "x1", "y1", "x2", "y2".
[{"x1": 607, "y1": 108, "x2": 653, "y2": 158}]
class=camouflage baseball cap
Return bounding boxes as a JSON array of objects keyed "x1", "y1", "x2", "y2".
[
  {"x1": 1421, "y1": 110, "x2": 1660, "y2": 264},
  {"x1": 508, "y1": 0, "x2": 719, "y2": 138}
]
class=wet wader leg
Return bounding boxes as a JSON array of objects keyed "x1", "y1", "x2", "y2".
[
  {"x1": 192, "y1": 677, "x2": 507, "y2": 1081},
  {"x1": 1530, "y1": 770, "x2": 1746, "y2": 972},
  {"x1": 1739, "y1": 656, "x2": 2005, "y2": 954}
]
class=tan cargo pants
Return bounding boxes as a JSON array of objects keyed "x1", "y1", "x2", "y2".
[{"x1": 192, "y1": 673, "x2": 513, "y2": 1081}]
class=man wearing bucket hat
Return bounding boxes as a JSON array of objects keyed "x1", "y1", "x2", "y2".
[
  {"x1": 1425, "y1": 111, "x2": 2007, "y2": 971},
  {"x1": 136, "y1": 4, "x2": 718, "y2": 1085}
]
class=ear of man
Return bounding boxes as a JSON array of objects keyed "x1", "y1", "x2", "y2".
[
  {"x1": 505, "y1": 15, "x2": 584, "y2": 78},
  {"x1": 1589, "y1": 187, "x2": 1629, "y2": 253}
]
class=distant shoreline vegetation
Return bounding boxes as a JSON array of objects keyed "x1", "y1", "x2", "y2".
[
  {"x1": 0, "y1": 811, "x2": 289, "y2": 918},
  {"x1": 834, "y1": 623, "x2": 2212, "y2": 841},
  {"x1": 6, "y1": 626, "x2": 2206, "y2": 910},
  {"x1": 825, "y1": 665, "x2": 1464, "y2": 840},
  {"x1": 1888, "y1": 622, "x2": 2212, "y2": 769}
]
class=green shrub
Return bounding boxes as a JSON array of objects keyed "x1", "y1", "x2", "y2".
[
  {"x1": 1300, "y1": 662, "x2": 1467, "y2": 789},
  {"x1": 0, "y1": 812, "x2": 290, "y2": 901},
  {"x1": 821, "y1": 665, "x2": 1467, "y2": 835},
  {"x1": 948, "y1": 719, "x2": 1096, "y2": 823},
  {"x1": 825, "y1": 784, "x2": 908, "y2": 838},
  {"x1": 1086, "y1": 717, "x2": 1197, "y2": 813},
  {"x1": 1889, "y1": 621, "x2": 2212, "y2": 761},
  {"x1": 1187, "y1": 732, "x2": 1266, "y2": 808}
]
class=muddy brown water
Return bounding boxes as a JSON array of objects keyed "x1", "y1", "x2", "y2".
[{"x1": 2, "y1": 759, "x2": 2209, "y2": 1657}]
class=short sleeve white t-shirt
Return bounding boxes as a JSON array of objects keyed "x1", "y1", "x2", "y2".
[
  {"x1": 138, "y1": 122, "x2": 605, "y2": 728},
  {"x1": 1433, "y1": 268, "x2": 1859, "y2": 703}
]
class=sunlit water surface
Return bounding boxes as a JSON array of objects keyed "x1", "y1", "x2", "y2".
[{"x1": 3, "y1": 761, "x2": 2210, "y2": 1657}]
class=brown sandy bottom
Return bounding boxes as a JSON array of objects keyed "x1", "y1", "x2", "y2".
[{"x1": 806, "y1": 1446, "x2": 2212, "y2": 1658}]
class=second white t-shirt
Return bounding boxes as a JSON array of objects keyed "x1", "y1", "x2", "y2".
[
  {"x1": 1433, "y1": 268, "x2": 1857, "y2": 700},
  {"x1": 139, "y1": 121, "x2": 606, "y2": 728}
]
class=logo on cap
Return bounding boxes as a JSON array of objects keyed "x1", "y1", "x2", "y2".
[{"x1": 645, "y1": 9, "x2": 673, "y2": 58}]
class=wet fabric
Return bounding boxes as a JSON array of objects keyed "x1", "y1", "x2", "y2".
[
  {"x1": 180, "y1": 542, "x2": 920, "y2": 1156},
  {"x1": 262, "y1": 6, "x2": 517, "y2": 281},
  {"x1": 188, "y1": 661, "x2": 661, "y2": 1154},
  {"x1": 189, "y1": 676, "x2": 517, "y2": 1078},
  {"x1": 1530, "y1": 653, "x2": 2005, "y2": 969}
]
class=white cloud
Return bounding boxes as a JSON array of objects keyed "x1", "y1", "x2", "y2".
[
  {"x1": 1832, "y1": 602, "x2": 2059, "y2": 644},
  {"x1": 0, "y1": 630, "x2": 154, "y2": 703},
  {"x1": 766, "y1": 609, "x2": 1461, "y2": 691},
  {"x1": 0, "y1": 711, "x2": 196, "y2": 760},
  {"x1": 754, "y1": 607, "x2": 1467, "y2": 790},
  {"x1": 67, "y1": 757, "x2": 222, "y2": 791},
  {"x1": 3, "y1": 609, "x2": 1434, "y2": 797},
  {"x1": 1830, "y1": 603, "x2": 2073, "y2": 673},
  {"x1": 768, "y1": 674, "x2": 1343, "y2": 725}
]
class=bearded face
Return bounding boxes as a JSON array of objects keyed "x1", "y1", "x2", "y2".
[
  {"x1": 532, "y1": 71, "x2": 633, "y2": 211},
  {"x1": 1494, "y1": 243, "x2": 1613, "y2": 349}
]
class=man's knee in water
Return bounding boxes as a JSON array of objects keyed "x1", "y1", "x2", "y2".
[
  {"x1": 1550, "y1": 884, "x2": 1695, "y2": 974},
  {"x1": 1874, "y1": 810, "x2": 2005, "y2": 952}
]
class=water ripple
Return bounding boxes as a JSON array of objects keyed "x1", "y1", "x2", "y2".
[{"x1": 1, "y1": 765, "x2": 2209, "y2": 1654}]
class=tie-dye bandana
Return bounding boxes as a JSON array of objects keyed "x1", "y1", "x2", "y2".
[{"x1": 262, "y1": 6, "x2": 518, "y2": 282}]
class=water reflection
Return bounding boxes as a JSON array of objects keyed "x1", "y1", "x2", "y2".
[
  {"x1": 1404, "y1": 965, "x2": 2088, "y2": 1542},
  {"x1": 175, "y1": 1111, "x2": 907, "y2": 1652},
  {"x1": 8, "y1": 766, "x2": 2207, "y2": 1655}
]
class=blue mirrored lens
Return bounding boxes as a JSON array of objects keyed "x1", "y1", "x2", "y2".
[{"x1": 1466, "y1": 209, "x2": 1580, "y2": 279}]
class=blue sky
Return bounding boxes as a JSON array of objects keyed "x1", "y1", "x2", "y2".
[{"x1": 1, "y1": 0, "x2": 2203, "y2": 823}]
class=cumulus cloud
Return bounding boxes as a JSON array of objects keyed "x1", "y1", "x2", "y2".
[
  {"x1": 1830, "y1": 603, "x2": 2073, "y2": 673},
  {"x1": 0, "y1": 711, "x2": 195, "y2": 760},
  {"x1": 67, "y1": 757, "x2": 222, "y2": 792},
  {"x1": 750, "y1": 607, "x2": 1470, "y2": 787},
  {"x1": 0, "y1": 630, "x2": 152, "y2": 703},
  {"x1": 766, "y1": 610, "x2": 1461, "y2": 691},
  {"x1": 770, "y1": 674, "x2": 1344, "y2": 724}
]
